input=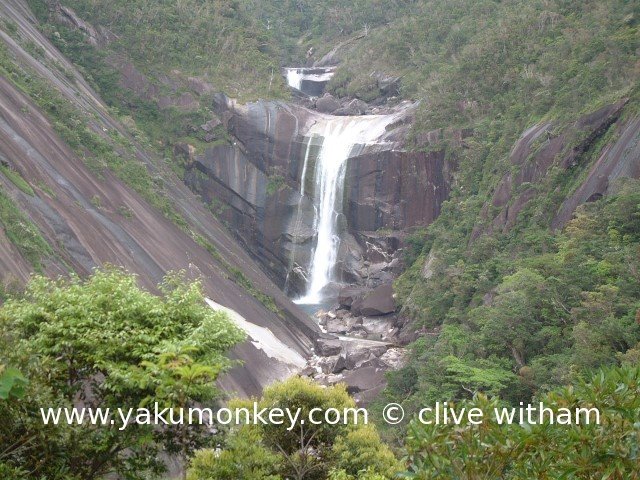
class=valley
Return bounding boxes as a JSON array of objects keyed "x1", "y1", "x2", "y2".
[{"x1": 1, "y1": 0, "x2": 639, "y2": 478}]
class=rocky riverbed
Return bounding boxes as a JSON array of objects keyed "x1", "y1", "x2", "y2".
[{"x1": 298, "y1": 279, "x2": 409, "y2": 405}]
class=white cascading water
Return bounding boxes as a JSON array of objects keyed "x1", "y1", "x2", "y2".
[
  {"x1": 296, "y1": 115, "x2": 397, "y2": 304},
  {"x1": 286, "y1": 68, "x2": 303, "y2": 90},
  {"x1": 283, "y1": 136, "x2": 315, "y2": 296}
]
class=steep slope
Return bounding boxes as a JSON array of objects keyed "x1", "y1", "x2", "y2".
[{"x1": 0, "y1": 0, "x2": 320, "y2": 397}]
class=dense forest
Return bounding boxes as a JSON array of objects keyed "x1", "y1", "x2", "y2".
[{"x1": 1, "y1": 0, "x2": 639, "y2": 478}]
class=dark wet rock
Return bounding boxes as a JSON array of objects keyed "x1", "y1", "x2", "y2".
[
  {"x1": 315, "y1": 93, "x2": 341, "y2": 113},
  {"x1": 332, "y1": 355, "x2": 347, "y2": 374},
  {"x1": 346, "y1": 149, "x2": 449, "y2": 232},
  {"x1": 342, "y1": 366, "x2": 385, "y2": 394},
  {"x1": 283, "y1": 222, "x2": 315, "y2": 245},
  {"x1": 338, "y1": 286, "x2": 367, "y2": 308},
  {"x1": 336, "y1": 233, "x2": 366, "y2": 283},
  {"x1": 352, "y1": 283, "x2": 396, "y2": 316}
]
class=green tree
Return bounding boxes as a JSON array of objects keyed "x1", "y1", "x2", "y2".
[
  {"x1": 0, "y1": 268, "x2": 244, "y2": 480},
  {"x1": 404, "y1": 365, "x2": 640, "y2": 479},
  {"x1": 187, "y1": 376, "x2": 401, "y2": 480}
]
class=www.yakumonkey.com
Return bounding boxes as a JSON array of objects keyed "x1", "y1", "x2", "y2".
[{"x1": 40, "y1": 403, "x2": 369, "y2": 431}]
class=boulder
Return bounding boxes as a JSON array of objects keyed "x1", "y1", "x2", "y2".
[
  {"x1": 344, "y1": 342, "x2": 388, "y2": 369},
  {"x1": 314, "y1": 338, "x2": 342, "y2": 356},
  {"x1": 341, "y1": 366, "x2": 385, "y2": 394},
  {"x1": 325, "y1": 317, "x2": 348, "y2": 334},
  {"x1": 345, "y1": 349, "x2": 375, "y2": 370},
  {"x1": 338, "y1": 286, "x2": 366, "y2": 309},
  {"x1": 317, "y1": 356, "x2": 339, "y2": 374},
  {"x1": 334, "y1": 99, "x2": 369, "y2": 116},
  {"x1": 378, "y1": 348, "x2": 407, "y2": 369},
  {"x1": 300, "y1": 366, "x2": 317, "y2": 377},
  {"x1": 360, "y1": 314, "x2": 399, "y2": 340},
  {"x1": 374, "y1": 72, "x2": 401, "y2": 96},
  {"x1": 315, "y1": 94, "x2": 341, "y2": 114},
  {"x1": 331, "y1": 355, "x2": 347, "y2": 374},
  {"x1": 352, "y1": 283, "x2": 396, "y2": 316}
]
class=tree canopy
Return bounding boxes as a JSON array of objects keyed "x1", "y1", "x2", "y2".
[{"x1": 0, "y1": 268, "x2": 244, "y2": 479}]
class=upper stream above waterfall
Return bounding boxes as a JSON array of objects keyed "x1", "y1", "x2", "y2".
[
  {"x1": 285, "y1": 67, "x2": 336, "y2": 96},
  {"x1": 294, "y1": 113, "x2": 401, "y2": 305}
]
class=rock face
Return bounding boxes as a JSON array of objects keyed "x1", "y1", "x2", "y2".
[
  {"x1": 284, "y1": 67, "x2": 336, "y2": 96},
  {"x1": 0, "y1": 0, "x2": 320, "y2": 398},
  {"x1": 552, "y1": 114, "x2": 640, "y2": 229},
  {"x1": 472, "y1": 100, "x2": 635, "y2": 239},
  {"x1": 346, "y1": 149, "x2": 449, "y2": 231},
  {"x1": 183, "y1": 95, "x2": 450, "y2": 293}
]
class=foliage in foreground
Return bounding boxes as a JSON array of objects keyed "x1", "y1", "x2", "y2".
[
  {"x1": 404, "y1": 365, "x2": 640, "y2": 479},
  {"x1": 187, "y1": 376, "x2": 401, "y2": 480},
  {"x1": 0, "y1": 268, "x2": 244, "y2": 480}
]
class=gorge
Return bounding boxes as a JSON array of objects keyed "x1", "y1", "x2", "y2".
[
  {"x1": 2, "y1": 0, "x2": 638, "y2": 406},
  {"x1": 2, "y1": 0, "x2": 640, "y2": 478}
]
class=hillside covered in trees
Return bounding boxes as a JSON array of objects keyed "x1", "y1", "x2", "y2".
[{"x1": 1, "y1": 0, "x2": 639, "y2": 478}]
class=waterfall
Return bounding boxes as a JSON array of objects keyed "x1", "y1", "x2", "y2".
[
  {"x1": 296, "y1": 115, "x2": 396, "y2": 305},
  {"x1": 286, "y1": 68, "x2": 303, "y2": 90},
  {"x1": 284, "y1": 67, "x2": 337, "y2": 95},
  {"x1": 284, "y1": 136, "x2": 315, "y2": 296}
]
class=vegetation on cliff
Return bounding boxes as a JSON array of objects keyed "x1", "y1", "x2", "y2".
[{"x1": 34, "y1": 0, "x2": 288, "y2": 100}]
